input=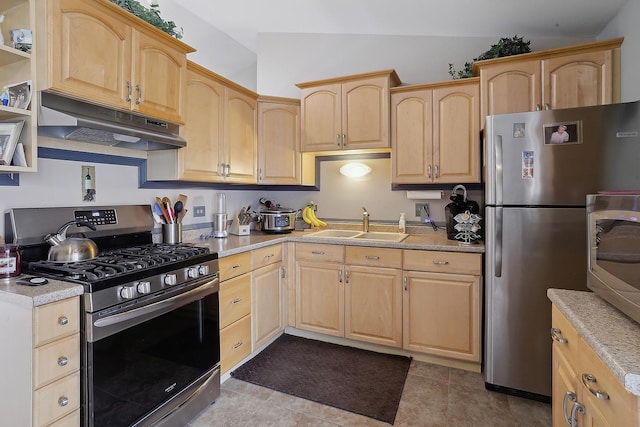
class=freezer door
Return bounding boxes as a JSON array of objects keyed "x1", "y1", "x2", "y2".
[
  {"x1": 484, "y1": 206, "x2": 588, "y2": 397},
  {"x1": 484, "y1": 108, "x2": 610, "y2": 206}
]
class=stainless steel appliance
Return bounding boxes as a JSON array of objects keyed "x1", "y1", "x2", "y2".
[
  {"x1": 259, "y1": 207, "x2": 297, "y2": 233},
  {"x1": 484, "y1": 100, "x2": 640, "y2": 400},
  {"x1": 6, "y1": 205, "x2": 220, "y2": 427},
  {"x1": 587, "y1": 193, "x2": 640, "y2": 324}
]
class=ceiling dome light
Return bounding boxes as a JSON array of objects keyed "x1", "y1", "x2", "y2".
[{"x1": 339, "y1": 162, "x2": 371, "y2": 178}]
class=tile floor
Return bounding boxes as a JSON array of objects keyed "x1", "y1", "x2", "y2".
[{"x1": 188, "y1": 360, "x2": 552, "y2": 426}]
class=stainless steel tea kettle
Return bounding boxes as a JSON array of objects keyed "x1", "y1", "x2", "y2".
[{"x1": 45, "y1": 220, "x2": 98, "y2": 262}]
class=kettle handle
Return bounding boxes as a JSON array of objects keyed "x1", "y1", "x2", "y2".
[
  {"x1": 56, "y1": 220, "x2": 97, "y2": 235},
  {"x1": 451, "y1": 184, "x2": 468, "y2": 202}
]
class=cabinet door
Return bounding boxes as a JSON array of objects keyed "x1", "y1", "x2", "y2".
[
  {"x1": 300, "y1": 84, "x2": 341, "y2": 151},
  {"x1": 391, "y1": 89, "x2": 433, "y2": 184},
  {"x1": 179, "y1": 67, "x2": 225, "y2": 181},
  {"x1": 403, "y1": 271, "x2": 481, "y2": 361},
  {"x1": 543, "y1": 50, "x2": 613, "y2": 110},
  {"x1": 295, "y1": 261, "x2": 344, "y2": 336},
  {"x1": 252, "y1": 263, "x2": 284, "y2": 349},
  {"x1": 133, "y1": 29, "x2": 186, "y2": 123},
  {"x1": 433, "y1": 82, "x2": 480, "y2": 183},
  {"x1": 480, "y1": 59, "x2": 541, "y2": 122},
  {"x1": 257, "y1": 101, "x2": 301, "y2": 185},
  {"x1": 48, "y1": 0, "x2": 132, "y2": 110},
  {"x1": 345, "y1": 265, "x2": 402, "y2": 347},
  {"x1": 224, "y1": 87, "x2": 257, "y2": 183},
  {"x1": 342, "y1": 76, "x2": 390, "y2": 150}
]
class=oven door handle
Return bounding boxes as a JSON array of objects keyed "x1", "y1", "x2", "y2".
[{"x1": 89, "y1": 278, "x2": 219, "y2": 342}]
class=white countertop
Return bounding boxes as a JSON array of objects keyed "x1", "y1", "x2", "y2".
[
  {"x1": 0, "y1": 276, "x2": 84, "y2": 308},
  {"x1": 548, "y1": 288, "x2": 640, "y2": 396}
]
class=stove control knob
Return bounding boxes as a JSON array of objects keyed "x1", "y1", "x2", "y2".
[
  {"x1": 187, "y1": 266, "x2": 199, "y2": 279},
  {"x1": 137, "y1": 281, "x2": 151, "y2": 294},
  {"x1": 120, "y1": 285, "x2": 136, "y2": 299},
  {"x1": 199, "y1": 265, "x2": 210, "y2": 276},
  {"x1": 164, "y1": 273, "x2": 177, "y2": 286}
]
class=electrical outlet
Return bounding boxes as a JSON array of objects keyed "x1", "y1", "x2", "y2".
[
  {"x1": 193, "y1": 206, "x2": 206, "y2": 217},
  {"x1": 415, "y1": 203, "x2": 429, "y2": 217}
]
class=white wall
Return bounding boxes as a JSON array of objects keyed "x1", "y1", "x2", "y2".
[{"x1": 598, "y1": 0, "x2": 640, "y2": 102}]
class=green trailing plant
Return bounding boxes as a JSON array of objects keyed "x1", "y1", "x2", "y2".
[
  {"x1": 109, "y1": 0, "x2": 183, "y2": 39},
  {"x1": 448, "y1": 35, "x2": 532, "y2": 79}
]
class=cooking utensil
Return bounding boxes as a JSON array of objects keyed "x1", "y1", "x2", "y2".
[
  {"x1": 45, "y1": 220, "x2": 98, "y2": 262},
  {"x1": 153, "y1": 202, "x2": 166, "y2": 223},
  {"x1": 156, "y1": 197, "x2": 170, "y2": 222},
  {"x1": 174, "y1": 201, "x2": 184, "y2": 221},
  {"x1": 162, "y1": 197, "x2": 175, "y2": 223},
  {"x1": 177, "y1": 194, "x2": 188, "y2": 222}
]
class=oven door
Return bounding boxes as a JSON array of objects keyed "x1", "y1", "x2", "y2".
[{"x1": 83, "y1": 277, "x2": 220, "y2": 427}]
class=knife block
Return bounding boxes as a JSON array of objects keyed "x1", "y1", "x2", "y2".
[{"x1": 229, "y1": 219, "x2": 250, "y2": 236}]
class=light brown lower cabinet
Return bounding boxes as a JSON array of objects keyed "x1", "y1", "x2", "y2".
[
  {"x1": 551, "y1": 305, "x2": 640, "y2": 426},
  {"x1": 402, "y1": 250, "x2": 482, "y2": 362},
  {"x1": 251, "y1": 245, "x2": 285, "y2": 350}
]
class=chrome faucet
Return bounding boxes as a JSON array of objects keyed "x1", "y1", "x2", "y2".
[{"x1": 362, "y1": 207, "x2": 370, "y2": 232}]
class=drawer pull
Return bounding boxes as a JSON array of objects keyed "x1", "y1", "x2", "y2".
[
  {"x1": 58, "y1": 396, "x2": 69, "y2": 407},
  {"x1": 550, "y1": 328, "x2": 568, "y2": 344},
  {"x1": 231, "y1": 264, "x2": 241, "y2": 269},
  {"x1": 563, "y1": 391, "x2": 577, "y2": 426},
  {"x1": 311, "y1": 251, "x2": 326, "y2": 256},
  {"x1": 232, "y1": 341, "x2": 243, "y2": 350},
  {"x1": 230, "y1": 297, "x2": 242, "y2": 304},
  {"x1": 582, "y1": 373, "x2": 610, "y2": 400},
  {"x1": 569, "y1": 400, "x2": 585, "y2": 427},
  {"x1": 57, "y1": 316, "x2": 69, "y2": 326},
  {"x1": 57, "y1": 356, "x2": 69, "y2": 367},
  {"x1": 432, "y1": 260, "x2": 449, "y2": 265},
  {"x1": 365, "y1": 255, "x2": 380, "y2": 260},
  {"x1": 264, "y1": 254, "x2": 274, "y2": 259}
]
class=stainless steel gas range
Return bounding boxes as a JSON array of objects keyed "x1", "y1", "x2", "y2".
[{"x1": 6, "y1": 205, "x2": 221, "y2": 427}]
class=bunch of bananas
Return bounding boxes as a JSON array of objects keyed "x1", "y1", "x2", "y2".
[{"x1": 302, "y1": 202, "x2": 327, "y2": 227}]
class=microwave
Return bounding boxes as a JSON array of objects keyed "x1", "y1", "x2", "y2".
[{"x1": 587, "y1": 193, "x2": 640, "y2": 324}]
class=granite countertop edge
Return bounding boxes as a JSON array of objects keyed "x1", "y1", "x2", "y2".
[
  {"x1": 548, "y1": 288, "x2": 640, "y2": 396},
  {"x1": 0, "y1": 278, "x2": 84, "y2": 308}
]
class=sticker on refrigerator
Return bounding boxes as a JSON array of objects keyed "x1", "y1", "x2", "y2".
[
  {"x1": 513, "y1": 123, "x2": 525, "y2": 138},
  {"x1": 522, "y1": 151, "x2": 534, "y2": 179}
]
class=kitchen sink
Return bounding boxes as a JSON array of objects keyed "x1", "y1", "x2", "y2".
[
  {"x1": 352, "y1": 231, "x2": 409, "y2": 242},
  {"x1": 302, "y1": 229, "x2": 408, "y2": 242}
]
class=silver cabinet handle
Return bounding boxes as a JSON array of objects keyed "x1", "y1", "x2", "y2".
[
  {"x1": 231, "y1": 264, "x2": 241, "y2": 269},
  {"x1": 338, "y1": 270, "x2": 342, "y2": 283},
  {"x1": 365, "y1": 255, "x2": 380, "y2": 260},
  {"x1": 232, "y1": 341, "x2": 243, "y2": 350},
  {"x1": 225, "y1": 163, "x2": 231, "y2": 177},
  {"x1": 550, "y1": 328, "x2": 568, "y2": 344},
  {"x1": 230, "y1": 297, "x2": 242, "y2": 304},
  {"x1": 434, "y1": 164, "x2": 439, "y2": 178},
  {"x1": 403, "y1": 276, "x2": 408, "y2": 291},
  {"x1": 57, "y1": 356, "x2": 68, "y2": 367},
  {"x1": 57, "y1": 316, "x2": 69, "y2": 326},
  {"x1": 135, "y1": 84, "x2": 142, "y2": 104},
  {"x1": 258, "y1": 168, "x2": 263, "y2": 181},
  {"x1": 311, "y1": 251, "x2": 326, "y2": 256},
  {"x1": 570, "y1": 400, "x2": 585, "y2": 427},
  {"x1": 126, "y1": 81, "x2": 132, "y2": 101},
  {"x1": 582, "y1": 373, "x2": 610, "y2": 400},
  {"x1": 563, "y1": 391, "x2": 577, "y2": 426},
  {"x1": 427, "y1": 164, "x2": 432, "y2": 178},
  {"x1": 536, "y1": 104, "x2": 542, "y2": 111},
  {"x1": 345, "y1": 270, "x2": 349, "y2": 284},
  {"x1": 336, "y1": 134, "x2": 341, "y2": 146},
  {"x1": 342, "y1": 134, "x2": 346, "y2": 147},
  {"x1": 264, "y1": 254, "x2": 274, "y2": 260},
  {"x1": 432, "y1": 260, "x2": 449, "y2": 265},
  {"x1": 545, "y1": 103, "x2": 550, "y2": 110},
  {"x1": 58, "y1": 396, "x2": 69, "y2": 407},
  {"x1": 280, "y1": 266, "x2": 286, "y2": 279}
]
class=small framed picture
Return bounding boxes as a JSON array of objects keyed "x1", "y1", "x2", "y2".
[
  {"x1": 0, "y1": 121, "x2": 25, "y2": 165},
  {"x1": 3, "y1": 80, "x2": 32, "y2": 110},
  {"x1": 544, "y1": 121, "x2": 582, "y2": 145}
]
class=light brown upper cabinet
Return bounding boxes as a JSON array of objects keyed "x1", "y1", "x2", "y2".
[
  {"x1": 147, "y1": 61, "x2": 257, "y2": 183},
  {"x1": 257, "y1": 96, "x2": 301, "y2": 185},
  {"x1": 37, "y1": 0, "x2": 194, "y2": 124},
  {"x1": 296, "y1": 69, "x2": 401, "y2": 152},
  {"x1": 474, "y1": 38, "x2": 623, "y2": 129},
  {"x1": 391, "y1": 78, "x2": 480, "y2": 184}
]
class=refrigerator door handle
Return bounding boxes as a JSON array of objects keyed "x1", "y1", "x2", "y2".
[
  {"x1": 495, "y1": 135, "x2": 503, "y2": 206},
  {"x1": 495, "y1": 206, "x2": 503, "y2": 277}
]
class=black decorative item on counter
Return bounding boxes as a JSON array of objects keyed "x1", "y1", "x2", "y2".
[{"x1": 445, "y1": 185, "x2": 481, "y2": 241}]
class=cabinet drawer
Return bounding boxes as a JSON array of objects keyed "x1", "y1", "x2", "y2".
[
  {"x1": 34, "y1": 334, "x2": 80, "y2": 389},
  {"x1": 578, "y1": 338, "x2": 637, "y2": 424},
  {"x1": 220, "y1": 252, "x2": 251, "y2": 281},
  {"x1": 403, "y1": 250, "x2": 481, "y2": 275},
  {"x1": 252, "y1": 244, "x2": 282, "y2": 269},
  {"x1": 220, "y1": 315, "x2": 252, "y2": 374},
  {"x1": 296, "y1": 243, "x2": 344, "y2": 263},
  {"x1": 33, "y1": 370, "x2": 80, "y2": 427},
  {"x1": 551, "y1": 306, "x2": 580, "y2": 363},
  {"x1": 48, "y1": 410, "x2": 80, "y2": 427},
  {"x1": 345, "y1": 246, "x2": 402, "y2": 268},
  {"x1": 34, "y1": 298, "x2": 80, "y2": 346},
  {"x1": 219, "y1": 273, "x2": 251, "y2": 329}
]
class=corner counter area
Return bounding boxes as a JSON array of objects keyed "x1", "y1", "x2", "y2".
[
  {"x1": 188, "y1": 228, "x2": 485, "y2": 378},
  {"x1": 548, "y1": 289, "x2": 640, "y2": 426}
]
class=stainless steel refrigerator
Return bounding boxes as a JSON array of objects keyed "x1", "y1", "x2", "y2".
[{"x1": 484, "y1": 100, "x2": 640, "y2": 400}]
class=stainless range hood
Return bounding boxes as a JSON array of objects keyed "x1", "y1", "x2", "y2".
[{"x1": 37, "y1": 91, "x2": 186, "y2": 150}]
